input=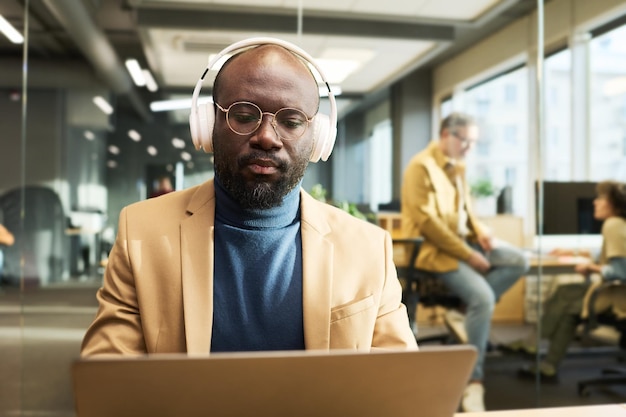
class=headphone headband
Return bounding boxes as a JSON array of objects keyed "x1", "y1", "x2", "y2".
[{"x1": 189, "y1": 37, "x2": 337, "y2": 162}]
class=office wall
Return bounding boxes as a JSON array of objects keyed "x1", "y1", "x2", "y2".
[
  {"x1": 433, "y1": 0, "x2": 626, "y2": 99},
  {"x1": 391, "y1": 68, "x2": 433, "y2": 200}
]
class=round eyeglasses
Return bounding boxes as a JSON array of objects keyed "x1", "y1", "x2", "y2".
[{"x1": 215, "y1": 101, "x2": 313, "y2": 141}]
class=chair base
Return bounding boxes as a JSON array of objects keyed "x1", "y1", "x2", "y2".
[{"x1": 578, "y1": 367, "x2": 626, "y2": 397}]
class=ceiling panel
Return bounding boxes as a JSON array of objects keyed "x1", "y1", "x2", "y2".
[
  {"x1": 417, "y1": 0, "x2": 501, "y2": 20},
  {"x1": 137, "y1": 0, "x2": 505, "y2": 21},
  {"x1": 146, "y1": 27, "x2": 434, "y2": 95}
]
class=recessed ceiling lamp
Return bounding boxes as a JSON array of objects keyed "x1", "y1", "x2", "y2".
[
  {"x1": 319, "y1": 86, "x2": 342, "y2": 97},
  {"x1": 315, "y1": 48, "x2": 374, "y2": 84},
  {"x1": 147, "y1": 146, "x2": 158, "y2": 156},
  {"x1": 108, "y1": 145, "x2": 120, "y2": 155},
  {"x1": 150, "y1": 96, "x2": 212, "y2": 112},
  {"x1": 125, "y1": 59, "x2": 146, "y2": 87},
  {"x1": 128, "y1": 129, "x2": 142, "y2": 142},
  {"x1": 181, "y1": 151, "x2": 192, "y2": 161},
  {"x1": 107, "y1": 160, "x2": 117, "y2": 168},
  {"x1": 171, "y1": 137, "x2": 186, "y2": 149},
  {"x1": 143, "y1": 69, "x2": 159, "y2": 92},
  {"x1": 84, "y1": 130, "x2": 95, "y2": 141},
  {"x1": 0, "y1": 15, "x2": 23, "y2": 44},
  {"x1": 93, "y1": 96, "x2": 113, "y2": 115}
]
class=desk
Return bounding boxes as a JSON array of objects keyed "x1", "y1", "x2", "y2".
[
  {"x1": 528, "y1": 255, "x2": 590, "y2": 276},
  {"x1": 456, "y1": 403, "x2": 626, "y2": 416}
]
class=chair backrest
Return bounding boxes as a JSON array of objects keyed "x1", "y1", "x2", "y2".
[
  {"x1": 392, "y1": 237, "x2": 462, "y2": 310},
  {"x1": 584, "y1": 280, "x2": 626, "y2": 348}
]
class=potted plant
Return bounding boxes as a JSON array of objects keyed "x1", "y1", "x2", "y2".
[{"x1": 470, "y1": 178, "x2": 498, "y2": 217}]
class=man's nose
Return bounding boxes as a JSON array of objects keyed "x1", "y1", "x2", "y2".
[{"x1": 251, "y1": 113, "x2": 282, "y2": 149}]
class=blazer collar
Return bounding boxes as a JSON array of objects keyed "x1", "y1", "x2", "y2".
[
  {"x1": 181, "y1": 180, "x2": 216, "y2": 353},
  {"x1": 300, "y1": 190, "x2": 333, "y2": 350}
]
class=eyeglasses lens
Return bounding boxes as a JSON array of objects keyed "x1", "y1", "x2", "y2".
[{"x1": 226, "y1": 102, "x2": 309, "y2": 140}]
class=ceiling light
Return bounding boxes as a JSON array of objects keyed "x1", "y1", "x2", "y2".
[
  {"x1": 125, "y1": 59, "x2": 146, "y2": 87},
  {"x1": 143, "y1": 69, "x2": 159, "y2": 92},
  {"x1": 84, "y1": 130, "x2": 95, "y2": 141},
  {"x1": 181, "y1": 151, "x2": 192, "y2": 161},
  {"x1": 207, "y1": 53, "x2": 232, "y2": 72},
  {"x1": 171, "y1": 137, "x2": 186, "y2": 149},
  {"x1": 150, "y1": 96, "x2": 212, "y2": 112},
  {"x1": 315, "y1": 59, "x2": 362, "y2": 84},
  {"x1": 0, "y1": 15, "x2": 24, "y2": 44},
  {"x1": 107, "y1": 160, "x2": 118, "y2": 169},
  {"x1": 108, "y1": 145, "x2": 120, "y2": 155},
  {"x1": 319, "y1": 85, "x2": 342, "y2": 97},
  {"x1": 147, "y1": 146, "x2": 158, "y2": 156},
  {"x1": 93, "y1": 96, "x2": 113, "y2": 115},
  {"x1": 128, "y1": 129, "x2": 142, "y2": 142},
  {"x1": 187, "y1": 161, "x2": 194, "y2": 169}
]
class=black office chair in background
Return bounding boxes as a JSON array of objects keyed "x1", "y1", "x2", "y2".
[
  {"x1": 577, "y1": 280, "x2": 626, "y2": 397},
  {"x1": 393, "y1": 237, "x2": 463, "y2": 344}
]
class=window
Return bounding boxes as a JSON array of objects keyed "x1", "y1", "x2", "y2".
[
  {"x1": 440, "y1": 96, "x2": 453, "y2": 118},
  {"x1": 544, "y1": 48, "x2": 572, "y2": 180},
  {"x1": 589, "y1": 24, "x2": 626, "y2": 181},
  {"x1": 462, "y1": 66, "x2": 529, "y2": 218}
]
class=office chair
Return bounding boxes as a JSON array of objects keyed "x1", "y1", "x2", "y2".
[
  {"x1": 392, "y1": 237, "x2": 463, "y2": 344},
  {"x1": 577, "y1": 280, "x2": 626, "y2": 397}
]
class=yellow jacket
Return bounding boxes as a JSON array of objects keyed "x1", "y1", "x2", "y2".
[
  {"x1": 82, "y1": 179, "x2": 417, "y2": 355},
  {"x1": 401, "y1": 141, "x2": 487, "y2": 272}
]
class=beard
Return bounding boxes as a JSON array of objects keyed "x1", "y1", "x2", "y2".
[{"x1": 214, "y1": 148, "x2": 309, "y2": 210}]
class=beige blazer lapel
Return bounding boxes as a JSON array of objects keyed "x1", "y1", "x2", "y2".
[
  {"x1": 180, "y1": 181, "x2": 216, "y2": 353},
  {"x1": 300, "y1": 191, "x2": 333, "y2": 350}
]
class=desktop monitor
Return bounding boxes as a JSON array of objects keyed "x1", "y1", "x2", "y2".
[{"x1": 536, "y1": 181, "x2": 602, "y2": 235}]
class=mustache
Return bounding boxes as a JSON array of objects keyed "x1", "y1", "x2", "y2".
[{"x1": 238, "y1": 152, "x2": 287, "y2": 171}]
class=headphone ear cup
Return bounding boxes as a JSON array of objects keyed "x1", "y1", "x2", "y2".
[
  {"x1": 196, "y1": 103, "x2": 214, "y2": 153},
  {"x1": 189, "y1": 106, "x2": 201, "y2": 151},
  {"x1": 309, "y1": 113, "x2": 335, "y2": 163}
]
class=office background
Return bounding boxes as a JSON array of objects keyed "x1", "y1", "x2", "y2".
[{"x1": 1, "y1": 0, "x2": 626, "y2": 415}]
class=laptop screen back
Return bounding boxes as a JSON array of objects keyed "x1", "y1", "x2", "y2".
[{"x1": 72, "y1": 346, "x2": 476, "y2": 417}]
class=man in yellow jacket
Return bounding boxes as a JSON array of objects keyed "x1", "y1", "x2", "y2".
[{"x1": 401, "y1": 112, "x2": 528, "y2": 412}]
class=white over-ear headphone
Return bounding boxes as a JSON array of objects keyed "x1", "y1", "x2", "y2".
[{"x1": 189, "y1": 37, "x2": 338, "y2": 163}]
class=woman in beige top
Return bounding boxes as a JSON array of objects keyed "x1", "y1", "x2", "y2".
[{"x1": 515, "y1": 180, "x2": 626, "y2": 381}]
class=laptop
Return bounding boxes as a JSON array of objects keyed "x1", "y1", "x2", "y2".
[{"x1": 72, "y1": 345, "x2": 476, "y2": 417}]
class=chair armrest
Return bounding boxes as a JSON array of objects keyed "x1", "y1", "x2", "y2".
[{"x1": 584, "y1": 280, "x2": 624, "y2": 333}]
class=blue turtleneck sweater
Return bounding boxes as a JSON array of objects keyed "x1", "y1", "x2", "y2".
[{"x1": 211, "y1": 178, "x2": 305, "y2": 352}]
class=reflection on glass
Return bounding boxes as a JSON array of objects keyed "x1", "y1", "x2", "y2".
[{"x1": 590, "y1": 24, "x2": 626, "y2": 181}]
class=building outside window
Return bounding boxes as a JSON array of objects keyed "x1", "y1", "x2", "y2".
[
  {"x1": 544, "y1": 48, "x2": 572, "y2": 180},
  {"x1": 461, "y1": 66, "x2": 529, "y2": 218},
  {"x1": 590, "y1": 24, "x2": 626, "y2": 181}
]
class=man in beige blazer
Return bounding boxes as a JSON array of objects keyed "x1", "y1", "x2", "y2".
[
  {"x1": 81, "y1": 40, "x2": 416, "y2": 357},
  {"x1": 401, "y1": 113, "x2": 528, "y2": 412}
]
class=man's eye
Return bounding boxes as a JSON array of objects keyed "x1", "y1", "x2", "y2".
[
  {"x1": 231, "y1": 113, "x2": 259, "y2": 124},
  {"x1": 279, "y1": 118, "x2": 306, "y2": 129}
]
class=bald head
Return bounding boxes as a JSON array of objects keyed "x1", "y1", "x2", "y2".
[{"x1": 213, "y1": 44, "x2": 319, "y2": 115}]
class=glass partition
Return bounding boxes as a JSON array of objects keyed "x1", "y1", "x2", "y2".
[{"x1": 7, "y1": 0, "x2": 626, "y2": 415}]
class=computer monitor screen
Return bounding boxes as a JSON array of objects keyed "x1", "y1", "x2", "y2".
[{"x1": 537, "y1": 181, "x2": 602, "y2": 235}]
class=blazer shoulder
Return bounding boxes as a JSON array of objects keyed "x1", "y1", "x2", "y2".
[
  {"x1": 124, "y1": 182, "x2": 209, "y2": 220},
  {"x1": 303, "y1": 194, "x2": 385, "y2": 240}
]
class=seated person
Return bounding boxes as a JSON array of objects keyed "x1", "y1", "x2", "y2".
[
  {"x1": 0, "y1": 222, "x2": 15, "y2": 280},
  {"x1": 401, "y1": 112, "x2": 529, "y2": 412},
  {"x1": 81, "y1": 39, "x2": 417, "y2": 357},
  {"x1": 516, "y1": 180, "x2": 626, "y2": 381},
  {"x1": 149, "y1": 175, "x2": 174, "y2": 199}
]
